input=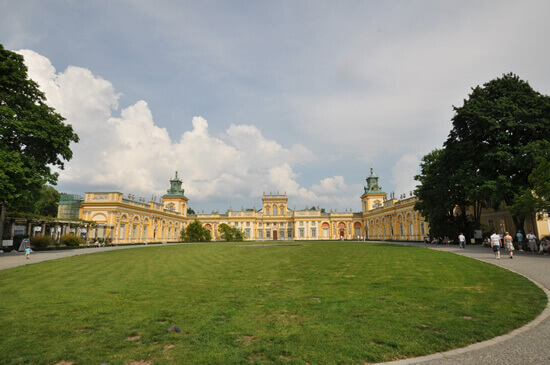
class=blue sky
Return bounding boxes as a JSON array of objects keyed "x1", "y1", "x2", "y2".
[{"x1": 2, "y1": 0, "x2": 550, "y2": 212}]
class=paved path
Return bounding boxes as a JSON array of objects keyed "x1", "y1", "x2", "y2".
[
  {"x1": 376, "y1": 241, "x2": 550, "y2": 365},
  {"x1": 2, "y1": 242, "x2": 550, "y2": 364}
]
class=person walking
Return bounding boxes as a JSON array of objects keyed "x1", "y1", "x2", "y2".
[
  {"x1": 458, "y1": 233, "x2": 466, "y2": 249},
  {"x1": 490, "y1": 231, "x2": 502, "y2": 260},
  {"x1": 504, "y1": 231, "x2": 515, "y2": 259},
  {"x1": 526, "y1": 231, "x2": 537, "y2": 254},
  {"x1": 516, "y1": 231, "x2": 524, "y2": 251}
]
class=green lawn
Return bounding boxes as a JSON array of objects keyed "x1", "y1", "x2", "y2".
[{"x1": 0, "y1": 241, "x2": 546, "y2": 364}]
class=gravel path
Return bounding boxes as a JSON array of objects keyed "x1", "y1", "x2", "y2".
[{"x1": 2, "y1": 241, "x2": 549, "y2": 364}]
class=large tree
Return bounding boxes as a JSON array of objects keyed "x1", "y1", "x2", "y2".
[
  {"x1": 416, "y1": 73, "x2": 550, "y2": 236},
  {"x1": 0, "y1": 45, "x2": 79, "y2": 239}
]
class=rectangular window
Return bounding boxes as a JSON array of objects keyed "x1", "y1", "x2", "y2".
[
  {"x1": 119, "y1": 224, "x2": 126, "y2": 239},
  {"x1": 280, "y1": 208, "x2": 284, "y2": 215},
  {"x1": 299, "y1": 228, "x2": 305, "y2": 238},
  {"x1": 245, "y1": 229, "x2": 250, "y2": 238},
  {"x1": 266, "y1": 209, "x2": 270, "y2": 216},
  {"x1": 246, "y1": 222, "x2": 250, "y2": 227},
  {"x1": 323, "y1": 228, "x2": 329, "y2": 237},
  {"x1": 287, "y1": 228, "x2": 293, "y2": 237},
  {"x1": 420, "y1": 222, "x2": 425, "y2": 235},
  {"x1": 311, "y1": 228, "x2": 316, "y2": 238},
  {"x1": 273, "y1": 208, "x2": 277, "y2": 216},
  {"x1": 488, "y1": 219, "x2": 495, "y2": 230},
  {"x1": 300, "y1": 221, "x2": 304, "y2": 226},
  {"x1": 354, "y1": 227, "x2": 361, "y2": 237},
  {"x1": 257, "y1": 229, "x2": 263, "y2": 238},
  {"x1": 266, "y1": 229, "x2": 271, "y2": 238}
]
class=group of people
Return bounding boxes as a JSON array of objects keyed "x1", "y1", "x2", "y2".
[
  {"x1": 489, "y1": 230, "x2": 550, "y2": 259},
  {"x1": 425, "y1": 236, "x2": 453, "y2": 245}
]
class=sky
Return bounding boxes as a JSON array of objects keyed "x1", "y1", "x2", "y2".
[{"x1": 2, "y1": 0, "x2": 550, "y2": 213}]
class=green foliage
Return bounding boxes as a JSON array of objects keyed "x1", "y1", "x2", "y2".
[
  {"x1": 0, "y1": 44, "x2": 79, "y2": 239},
  {"x1": 60, "y1": 233, "x2": 84, "y2": 247},
  {"x1": 415, "y1": 73, "x2": 550, "y2": 236},
  {"x1": 218, "y1": 223, "x2": 244, "y2": 242},
  {"x1": 34, "y1": 185, "x2": 61, "y2": 216},
  {"x1": 31, "y1": 235, "x2": 56, "y2": 248},
  {"x1": 180, "y1": 220, "x2": 211, "y2": 242},
  {"x1": 529, "y1": 157, "x2": 550, "y2": 214},
  {"x1": 187, "y1": 207, "x2": 196, "y2": 215},
  {"x1": 510, "y1": 157, "x2": 550, "y2": 220}
]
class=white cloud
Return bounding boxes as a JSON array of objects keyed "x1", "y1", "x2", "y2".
[
  {"x1": 391, "y1": 153, "x2": 420, "y2": 198},
  {"x1": 17, "y1": 49, "x2": 359, "y2": 210}
]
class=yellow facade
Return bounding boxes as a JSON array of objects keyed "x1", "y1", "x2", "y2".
[
  {"x1": 480, "y1": 207, "x2": 550, "y2": 239},
  {"x1": 74, "y1": 169, "x2": 431, "y2": 243}
]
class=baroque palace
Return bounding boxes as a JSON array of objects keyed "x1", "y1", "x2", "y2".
[
  {"x1": 58, "y1": 169, "x2": 431, "y2": 244},
  {"x1": 59, "y1": 169, "x2": 550, "y2": 244}
]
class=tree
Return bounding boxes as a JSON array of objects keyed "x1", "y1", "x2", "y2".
[
  {"x1": 187, "y1": 207, "x2": 196, "y2": 215},
  {"x1": 218, "y1": 223, "x2": 244, "y2": 242},
  {"x1": 0, "y1": 45, "x2": 79, "y2": 240},
  {"x1": 509, "y1": 157, "x2": 550, "y2": 220},
  {"x1": 415, "y1": 73, "x2": 550, "y2": 236},
  {"x1": 446, "y1": 73, "x2": 550, "y2": 232},
  {"x1": 529, "y1": 157, "x2": 550, "y2": 213},
  {"x1": 33, "y1": 185, "x2": 61, "y2": 217},
  {"x1": 180, "y1": 220, "x2": 211, "y2": 242}
]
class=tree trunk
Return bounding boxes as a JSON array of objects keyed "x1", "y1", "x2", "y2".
[
  {"x1": 0, "y1": 202, "x2": 6, "y2": 245},
  {"x1": 512, "y1": 216, "x2": 525, "y2": 235}
]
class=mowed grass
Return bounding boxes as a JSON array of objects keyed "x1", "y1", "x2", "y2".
[{"x1": 0, "y1": 241, "x2": 546, "y2": 364}]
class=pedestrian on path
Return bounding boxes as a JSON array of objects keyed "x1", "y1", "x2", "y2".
[
  {"x1": 490, "y1": 231, "x2": 502, "y2": 260},
  {"x1": 458, "y1": 232, "x2": 466, "y2": 249},
  {"x1": 516, "y1": 230, "x2": 524, "y2": 251},
  {"x1": 504, "y1": 231, "x2": 514, "y2": 259},
  {"x1": 527, "y1": 231, "x2": 537, "y2": 254},
  {"x1": 24, "y1": 239, "x2": 31, "y2": 260}
]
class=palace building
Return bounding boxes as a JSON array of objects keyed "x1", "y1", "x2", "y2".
[{"x1": 64, "y1": 169, "x2": 430, "y2": 243}]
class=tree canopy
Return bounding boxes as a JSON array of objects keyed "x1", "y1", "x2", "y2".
[
  {"x1": 218, "y1": 223, "x2": 244, "y2": 242},
  {"x1": 415, "y1": 73, "x2": 550, "y2": 237},
  {"x1": 180, "y1": 220, "x2": 211, "y2": 242},
  {"x1": 0, "y1": 45, "x2": 79, "y2": 239}
]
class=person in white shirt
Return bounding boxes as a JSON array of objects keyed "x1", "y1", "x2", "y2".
[
  {"x1": 490, "y1": 231, "x2": 502, "y2": 260},
  {"x1": 458, "y1": 233, "x2": 466, "y2": 249},
  {"x1": 526, "y1": 231, "x2": 537, "y2": 254}
]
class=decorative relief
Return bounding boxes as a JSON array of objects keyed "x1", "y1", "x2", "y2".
[{"x1": 93, "y1": 193, "x2": 110, "y2": 201}]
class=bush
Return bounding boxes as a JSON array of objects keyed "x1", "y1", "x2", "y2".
[
  {"x1": 31, "y1": 235, "x2": 56, "y2": 248},
  {"x1": 60, "y1": 233, "x2": 85, "y2": 247}
]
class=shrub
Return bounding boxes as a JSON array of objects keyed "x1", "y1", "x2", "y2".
[
  {"x1": 60, "y1": 233, "x2": 85, "y2": 247},
  {"x1": 218, "y1": 223, "x2": 244, "y2": 242},
  {"x1": 31, "y1": 235, "x2": 56, "y2": 248}
]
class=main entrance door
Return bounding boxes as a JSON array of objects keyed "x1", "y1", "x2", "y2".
[{"x1": 273, "y1": 230, "x2": 278, "y2": 240}]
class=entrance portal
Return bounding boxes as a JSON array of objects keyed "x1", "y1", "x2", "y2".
[{"x1": 273, "y1": 230, "x2": 278, "y2": 240}]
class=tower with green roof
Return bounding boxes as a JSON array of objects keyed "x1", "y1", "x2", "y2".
[
  {"x1": 360, "y1": 167, "x2": 387, "y2": 213},
  {"x1": 161, "y1": 171, "x2": 189, "y2": 215}
]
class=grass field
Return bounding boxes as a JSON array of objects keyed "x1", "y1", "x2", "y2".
[{"x1": 0, "y1": 241, "x2": 546, "y2": 364}]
